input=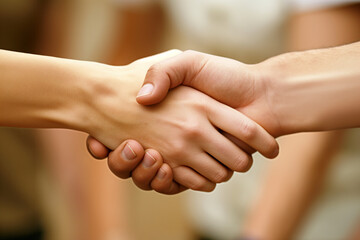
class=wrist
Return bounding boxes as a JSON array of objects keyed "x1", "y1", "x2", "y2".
[
  {"x1": 79, "y1": 63, "x2": 144, "y2": 149},
  {"x1": 49, "y1": 60, "x2": 111, "y2": 133},
  {"x1": 256, "y1": 51, "x2": 323, "y2": 136},
  {"x1": 257, "y1": 43, "x2": 360, "y2": 135}
]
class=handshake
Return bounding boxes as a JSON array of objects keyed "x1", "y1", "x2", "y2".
[
  {"x1": 86, "y1": 50, "x2": 281, "y2": 194},
  {"x1": 83, "y1": 40, "x2": 360, "y2": 195},
  {"x1": 2, "y1": 42, "x2": 358, "y2": 194}
]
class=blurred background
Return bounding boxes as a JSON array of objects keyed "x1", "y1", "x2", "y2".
[{"x1": 0, "y1": 0, "x2": 359, "y2": 240}]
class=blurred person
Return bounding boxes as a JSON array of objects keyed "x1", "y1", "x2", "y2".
[{"x1": 95, "y1": 1, "x2": 360, "y2": 240}]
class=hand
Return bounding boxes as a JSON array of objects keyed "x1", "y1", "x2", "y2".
[
  {"x1": 86, "y1": 50, "x2": 278, "y2": 192},
  {"x1": 90, "y1": 85, "x2": 276, "y2": 191},
  {"x1": 136, "y1": 50, "x2": 283, "y2": 137},
  {"x1": 86, "y1": 50, "x2": 187, "y2": 194},
  {"x1": 87, "y1": 136, "x2": 186, "y2": 194}
]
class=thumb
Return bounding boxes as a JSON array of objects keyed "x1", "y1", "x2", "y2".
[{"x1": 136, "y1": 50, "x2": 203, "y2": 105}]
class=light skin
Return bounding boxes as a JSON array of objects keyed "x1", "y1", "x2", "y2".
[
  {"x1": 34, "y1": 2, "x2": 134, "y2": 239},
  {"x1": 243, "y1": 4, "x2": 360, "y2": 240},
  {"x1": 0, "y1": 49, "x2": 278, "y2": 192},
  {"x1": 89, "y1": 41, "x2": 360, "y2": 193},
  {"x1": 136, "y1": 42, "x2": 360, "y2": 133},
  {"x1": 85, "y1": 3, "x2": 360, "y2": 240}
]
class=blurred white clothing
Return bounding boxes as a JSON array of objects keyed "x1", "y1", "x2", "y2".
[{"x1": 291, "y1": 0, "x2": 360, "y2": 12}]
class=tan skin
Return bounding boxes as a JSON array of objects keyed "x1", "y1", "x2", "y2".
[
  {"x1": 86, "y1": 3, "x2": 360, "y2": 239},
  {"x1": 243, "y1": 4, "x2": 360, "y2": 240},
  {"x1": 35, "y1": 2, "x2": 134, "y2": 239},
  {"x1": 0, "y1": 49, "x2": 278, "y2": 191},
  {"x1": 89, "y1": 41, "x2": 360, "y2": 196}
]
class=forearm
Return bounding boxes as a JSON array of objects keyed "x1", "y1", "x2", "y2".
[
  {"x1": 262, "y1": 42, "x2": 360, "y2": 134},
  {"x1": 0, "y1": 50, "x2": 100, "y2": 131}
]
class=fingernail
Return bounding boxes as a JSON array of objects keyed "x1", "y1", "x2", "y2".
[
  {"x1": 122, "y1": 144, "x2": 136, "y2": 160},
  {"x1": 142, "y1": 152, "x2": 156, "y2": 168},
  {"x1": 137, "y1": 83, "x2": 154, "y2": 97},
  {"x1": 156, "y1": 167, "x2": 166, "y2": 180}
]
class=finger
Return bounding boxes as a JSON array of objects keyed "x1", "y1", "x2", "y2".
[
  {"x1": 150, "y1": 164, "x2": 188, "y2": 195},
  {"x1": 108, "y1": 140, "x2": 145, "y2": 179},
  {"x1": 222, "y1": 132, "x2": 256, "y2": 155},
  {"x1": 86, "y1": 135, "x2": 110, "y2": 159},
  {"x1": 131, "y1": 150, "x2": 164, "y2": 191},
  {"x1": 184, "y1": 152, "x2": 234, "y2": 183},
  {"x1": 202, "y1": 129, "x2": 253, "y2": 173},
  {"x1": 172, "y1": 166, "x2": 216, "y2": 192},
  {"x1": 136, "y1": 50, "x2": 205, "y2": 105},
  {"x1": 207, "y1": 102, "x2": 279, "y2": 159}
]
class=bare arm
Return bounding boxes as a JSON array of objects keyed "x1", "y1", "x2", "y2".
[
  {"x1": 0, "y1": 49, "x2": 277, "y2": 191},
  {"x1": 242, "y1": 4, "x2": 360, "y2": 239},
  {"x1": 265, "y1": 41, "x2": 360, "y2": 134},
  {"x1": 121, "y1": 8, "x2": 360, "y2": 195},
  {"x1": 135, "y1": 40, "x2": 360, "y2": 135},
  {"x1": 0, "y1": 50, "x2": 94, "y2": 130}
]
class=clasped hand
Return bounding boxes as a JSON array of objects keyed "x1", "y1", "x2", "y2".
[{"x1": 87, "y1": 50, "x2": 279, "y2": 194}]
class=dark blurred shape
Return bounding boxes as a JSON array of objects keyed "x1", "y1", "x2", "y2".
[
  {"x1": 0, "y1": 1, "x2": 50, "y2": 240},
  {"x1": 0, "y1": 0, "x2": 49, "y2": 53}
]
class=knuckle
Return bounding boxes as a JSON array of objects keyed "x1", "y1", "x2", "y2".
[
  {"x1": 212, "y1": 169, "x2": 230, "y2": 183},
  {"x1": 223, "y1": 170, "x2": 234, "y2": 182},
  {"x1": 152, "y1": 183, "x2": 170, "y2": 194},
  {"x1": 188, "y1": 180, "x2": 216, "y2": 192},
  {"x1": 167, "y1": 49, "x2": 182, "y2": 55},
  {"x1": 183, "y1": 49, "x2": 201, "y2": 58},
  {"x1": 265, "y1": 139, "x2": 279, "y2": 158},
  {"x1": 204, "y1": 183, "x2": 216, "y2": 192},
  {"x1": 147, "y1": 63, "x2": 162, "y2": 75},
  {"x1": 272, "y1": 140, "x2": 280, "y2": 156},
  {"x1": 167, "y1": 143, "x2": 186, "y2": 161},
  {"x1": 188, "y1": 179, "x2": 207, "y2": 191},
  {"x1": 183, "y1": 49, "x2": 196, "y2": 55},
  {"x1": 183, "y1": 122, "x2": 202, "y2": 139},
  {"x1": 232, "y1": 154, "x2": 252, "y2": 172},
  {"x1": 240, "y1": 120, "x2": 257, "y2": 141},
  {"x1": 134, "y1": 181, "x2": 152, "y2": 191}
]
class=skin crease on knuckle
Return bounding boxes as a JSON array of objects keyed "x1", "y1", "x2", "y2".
[
  {"x1": 188, "y1": 179, "x2": 215, "y2": 192},
  {"x1": 101, "y1": 83, "x2": 221, "y2": 183},
  {"x1": 265, "y1": 138, "x2": 279, "y2": 159},
  {"x1": 146, "y1": 63, "x2": 163, "y2": 81},
  {"x1": 238, "y1": 118, "x2": 258, "y2": 142},
  {"x1": 212, "y1": 168, "x2": 231, "y2": 183},
  {"x1": 182, "y1": 120, "x2": 203, "y2": 140},
  {"x1": 232, "y1": 153, "x2": 253, "y2": 173},
  {"x1": 151, "y1": 180, "x2": 174, "y2": 194}
]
